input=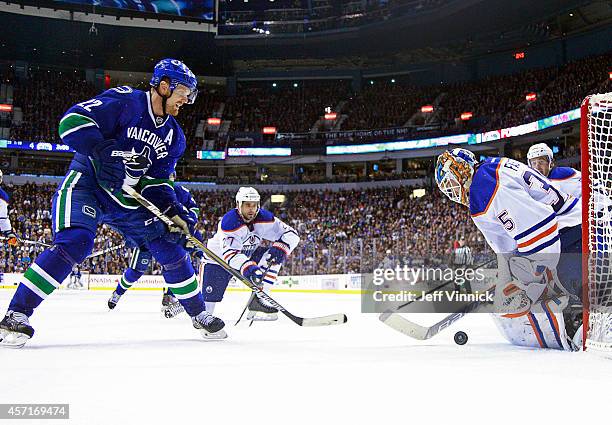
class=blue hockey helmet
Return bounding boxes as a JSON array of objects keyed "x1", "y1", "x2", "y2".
[
  {"x1": 150, "y1": 58, "x2": 198, "y2": 104},
  {"x1": 435, "y1": 148, "x2": 476, "y2": 206}
]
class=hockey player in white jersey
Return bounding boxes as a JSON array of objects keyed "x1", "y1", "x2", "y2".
[
  {"x1": 199, "y1": 187, "x2": 299, "y2": 329},
  {"x1": 527, "y1": 143, "x2": 581, "y2": 198},
  {"x1": 436, "y1": 148, "x2": 582, "y2": 350},
  {"x1": 0, "y1": 169, "x2": 19, "y2": 247}
]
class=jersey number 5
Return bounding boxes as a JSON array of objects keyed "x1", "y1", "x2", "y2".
[{"x1": 497, "y1": 210, "x2": 515, "y2": 231}]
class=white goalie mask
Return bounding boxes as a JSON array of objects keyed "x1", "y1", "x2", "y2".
[
  {"x1": 236, "y1": 187, "x2": 260, "y2": 221},
  {"x1": 435, "y1": 149, "x2": 476, "y2": 207}
]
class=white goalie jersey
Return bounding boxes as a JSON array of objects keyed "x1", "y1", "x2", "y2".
[
  {"x1": 469, "y1": 157, "x2": 581, "y2": 268},
  {"x1": 470, "y1": 157, "x2": 582, "y2": 351}
]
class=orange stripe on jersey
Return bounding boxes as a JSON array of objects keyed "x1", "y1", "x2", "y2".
[
  {"x1": 517, "y1": 223, "x2": 558, "y2": 249},
  {"x1": 543, "y1": 301, "x2": 561, "y2": 337},
  {"x1": 527, "y1": 314, "x2": 545, "y2": 348},
  {"x1": 471, "y1": 159, "x2": 504, "y2": 218}
]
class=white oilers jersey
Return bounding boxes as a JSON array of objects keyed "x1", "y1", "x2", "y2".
[
  {"x1": 547, "y1": 167, "x2": 581, "y2": 199},
  {"x1": 0, "y1": 188, "x2": 11, "y2": 232},
  {"x1": 469, "y1": 158, "x2": 580, "y2": 267},
  {"x1": 206, "y1": 208, "x2": 300, "y2": 274}
]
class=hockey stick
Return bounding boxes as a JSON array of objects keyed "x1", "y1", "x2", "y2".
[
  {"x1": 0, "y1": 237, "x2": 51, "y2": 248},
  {"x1": 378, "y1": 258, "x2": 496, "y2": 339},
  {"x1": 235, "y1": 263, "x2": 274, "y2": 326},
  {"x1": 123, "y1": 185, "x2": 347, "y2": 327},
  {"x1": 379, "y1": 287, "x2": 494, "y2": 340},
  {"x1": 86, "y1": 242, "x2": 126, "y2": 259}
]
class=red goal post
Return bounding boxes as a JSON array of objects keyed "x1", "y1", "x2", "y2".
[{"x1": 581, "y1": 93, "x2": 612, "y2": 353}]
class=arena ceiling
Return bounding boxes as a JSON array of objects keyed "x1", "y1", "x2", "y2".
[{"x1": 0, "y1": 0, "x2": 607, "y2": 75}]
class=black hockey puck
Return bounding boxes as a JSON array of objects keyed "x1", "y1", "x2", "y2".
[{"x1": 454, "y1": 331, "x2": 468, "y2": 345}]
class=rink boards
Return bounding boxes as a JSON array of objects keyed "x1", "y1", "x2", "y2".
[{"x1": 0, "y1": 272, "x2": 365, "y2": 294}]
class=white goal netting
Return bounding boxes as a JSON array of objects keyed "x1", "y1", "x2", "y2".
[{"x1": 584, "y1": 92, "x2": 612, "y2": 352}]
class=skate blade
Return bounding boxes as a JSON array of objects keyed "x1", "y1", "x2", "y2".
[
  {"x1": 162, "y1": 305, "x2": 185, "y2": 319},
  {"x1": 0, "y1": 329, "x2": 30, "y2": 349},
  {"x1": 199, "y1": 329, "x2": 228, "y2": 340},
  {"x1": 247, "y1": 311, "x2": 278, "y2": 322}
]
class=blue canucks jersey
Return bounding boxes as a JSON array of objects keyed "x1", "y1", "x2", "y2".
[{"x1": 58, "y1": 86, "x2": 186, "y2": 212}]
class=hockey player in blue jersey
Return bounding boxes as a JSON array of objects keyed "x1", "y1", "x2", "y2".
[
  {"x1": 107, "y1": 180, "x2": 201, "y2": 311},
  {"x1": 0, "y1": 59, "x2": 225, "y2": 348}
]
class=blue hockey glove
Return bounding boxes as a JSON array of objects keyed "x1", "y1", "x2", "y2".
[
  {"x1": 266, "y1": 241, "x2": 290, "y2": 265},
  {"x1": 124, "y1": 146, "x2": 152, "y2": 187},
  {"x1": 242, "y1": 263, "x2": 264, "y2": 286},
  {"x1": 91, "y1": 139, "x2": 125, "y2": 192}
]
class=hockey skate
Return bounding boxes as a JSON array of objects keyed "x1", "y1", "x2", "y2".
[
  {"x1": 247, "y1": 293, "x2": 278, "y2": 321},
  {"x1": 0, "y1": 311, "x2": 34, "y2": 348},
  {"x1": 107, "y1": 291, "x2": 122, "y2": 310},
  {"x1": 161, "y1": 296, "x2": 185, "y2": 319},
  {"x1": 192, "y1": 310, "x2": 227, "y2": 340}
]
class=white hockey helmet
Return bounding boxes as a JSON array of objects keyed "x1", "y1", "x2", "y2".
[
  {"x1": 236, "y1": 187, "x2": 260, "y2": 219},
  {"x1": 527, "y1": 143, "x2": 553, "y2": 163}
]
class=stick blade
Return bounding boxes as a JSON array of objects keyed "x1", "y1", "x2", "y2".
[
  {"x1": 301, "y1": 314, "x2": 348, "y2": 327},
  {"x1": 379, "y1": 312, "x2": 430, "y2": 340}
]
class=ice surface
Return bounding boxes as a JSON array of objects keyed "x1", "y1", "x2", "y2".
[{"x1": 0, "y1": 289, "x2": 610, "y2": 425}]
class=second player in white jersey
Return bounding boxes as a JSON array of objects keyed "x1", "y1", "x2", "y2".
[{"x1": 200, "y1": 187, "x2": 300, "y2": 327}]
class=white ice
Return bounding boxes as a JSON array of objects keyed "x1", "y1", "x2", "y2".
[{"x1": 0, "y1": 289, "x2": 610, "y2": 425}]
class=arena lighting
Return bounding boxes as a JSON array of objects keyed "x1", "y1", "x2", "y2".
[
  {"x1": 263, "y1": 126, "x2": 277, "y2": 134},
  {"x1": 460, "y1": 112, "x2": 473, "y2": 121},
  {"x1": 514, "y1": 52, "x2": 525, "y2": 60},
  {"x1": 325, "y1": 112, "x2": 337, "y2": 120},
  {"x1": 207, "y1": 117, "x2": 221, "y2": 125},
  {"x1": 0, "y1": 104, "x2": 13, "y2": 112},
  {"x1": 609, "y1": 71, "x2": 612, "y2": 80},
  {"x1": 412, "y1": 189, "x2": 426, "y2": 198},
  {"x1": 421, "y1": 105, "x2": 434, "y2": 113},
  {"x1": 526, "y1": 92, "x2": 537, "y2": 101}
]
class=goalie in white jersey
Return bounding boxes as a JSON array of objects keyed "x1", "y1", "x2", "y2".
[
  {"x1": 200, "y1": 187, "x2": 300, "y2": 322},
  {"x1": 436, "y1": 148, "x2": 583, "y2": 351}
]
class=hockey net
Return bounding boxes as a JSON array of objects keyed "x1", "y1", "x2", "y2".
[{"x1": 582, "y1": 92, "x2": 612, "y2": 353}]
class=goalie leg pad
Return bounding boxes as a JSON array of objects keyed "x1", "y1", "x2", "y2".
[{"x1": 492, "y1": 295, "x2": 577, "y2": 351}]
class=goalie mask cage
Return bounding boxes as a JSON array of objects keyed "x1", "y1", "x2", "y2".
[{"x1": 582, "y1": 92, "x2": 612, "y2": 353}]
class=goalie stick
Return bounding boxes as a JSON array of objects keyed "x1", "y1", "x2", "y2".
[
  {"x1": 379, "y1": 287, "x2": 494, "y2": 340},
  {"x1": 123, "y1": 185, "x2": 347, "y2": 328},
  {"x1": 378, "y1": 258, "x2": 496, "y2": 339}
]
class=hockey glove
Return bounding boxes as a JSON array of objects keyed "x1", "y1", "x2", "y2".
[
  {"x1": 164, "y1": 202, "x2": 197, "y2": 235},
  {"x1": 2, "y1": 230, "x2": 20, "y2": 246},
  {"x1": 183, "y1": 229, "x2": 204, "y2": 251},
  {"x1": 124, "y1": 146, "x2": 152, "y2": 187},
  {"x1": 242, "y1": 263, "x2": 264, "y2": 286},
  {"x1": 266, "y1": 241, "x2": 290, "y2": 265},
  {"x1": 91, "y1": 139, "x2": 126, "y2": 192}
]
